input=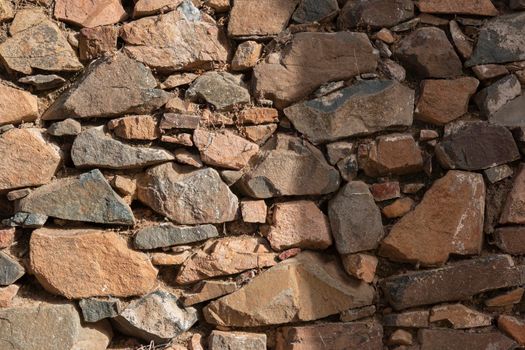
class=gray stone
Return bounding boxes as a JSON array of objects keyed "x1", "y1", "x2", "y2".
[
  {"x1": 79, "y1": 298, "x2": 121, "y2": 322},
  {"x1": 474, "y1": 74, "x2": 521, "y2": 117},
  {"x1": 71, "y1": 127, "x2": 174, "y2": 169},
  {"x1": 134, "y1": 224, "x2": 219, "y2": 249},
  {"x1": 113, "y1": 290, "x2": 197, "y2": 343},
  {"x1": 2, "y1": 212, "x2": 47, "y2": 228},
  {"x1": 490, "y1": 95, "x2": 525, "y2": 128},
  {"x1": 467, "y1": 13, "x2": 525, "y2": 67},
  {"x1": 328, "y1": 181, "x2": 384, "y2": 255},
  {"x1": 19, "y1": 169, "x2": 135, "y2": 225},
  {"x1": 0, "y1": 303, "x2": 112, "y2": 350},
  {"x1": 42, "y1": 53, "x2": 169, "y2": 120},
  {"x1": 47, "y1": 119, "x2": 82, "y2": 136},
  {"x1": 0, "y1": 252, "x2": 24, "y2": 286},
  {"x1": 484, "y1": 165, "x2": 513, "y2": 184},
  {"x1": 237, "y1": 134, "x2": 340, "y2": 198},
  {"x1": 186, "y1": 72, "x2": 250, "y2": 111},
  {"x1": 209, "y1": 331, "x2": 266, "y2": 350},
  {"x1": 292, "y1": 0, "x2": 339, "y2": 23},
  {"x1": 338, "y1": 0, "x2": 414, "y2": 29},
  {"x1": 284, "y1": 80, "x2": 414, "y2": 144},
  {"x1": 18, "y1": 74, "x2": 66, "y2": 91}
]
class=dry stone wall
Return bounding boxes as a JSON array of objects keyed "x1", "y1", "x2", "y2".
[{"x1": 1, "y1": 0, "x2": 525, "y2": 349}]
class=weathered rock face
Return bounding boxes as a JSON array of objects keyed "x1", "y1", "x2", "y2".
[
  {"x1": 186, "y1": 72, "x2": 250, "y2": 111},
  {"x1": 394, "y1": 27, "x2": 463, "y2": 78},
  {"x1": 380, "y1": 171, "x2": 485, "y2": 266},
  {"x1": 436, "y1": 122, "x2": 520, "y2": 170},
  {"x1": 47, "y1": 119, "x2": 82, "y2": 136},
  {"x1": 467, "y1": 13, "x2": 525, "y2": 67},
  {"x1": 0, "y1": 252, "x2": 24, "y2": 286},
  {"x1": 417, "y1": 0, "x2": 498, "y2": 16},
  {"x1": 19, "y1": 169, "x2": 135, "y2": 225},
  {"x1": 184, "y1": 280, "x2": 238, "y2": 306},
  {"x1": 0, "y1": 84, "x2": 39, "y2": 126},
  {"x1": 134, "y1": 224, "x2": 218, "y2": 249},
  {"x1": 237, "y1": 134, "x2": 340, "y2": 198},
  {"x1": 78, "y1": 26, "x2": 118, "y2": 61},
  {"x1": 418, "y1": 329, "x2": 516, "y2": 350},
  {"x1": 489, "y1": 94, "x2": 525, "y2": 127},
  {"x1": 121, "y1": 7, "x2": 229, "y2": 72},
  {"x1": 495, "y1": 227, "x2": 525, "y2": 254},
  {"x1": 137, "y1": 162, "x2": 238, "y2": 224},
  {"x1": 176, "y1": 236, "x2": 277, "y2": 284},
  {"x1": 0, "y1": 9, "x2": 83, "y2": 74},
  {"x1": 430, "y1": 304, "x2": 492, "y2": 329},
  {"x1": 338, "y1": 0, "x2": 414, "y2": 29},
  {"x1": 30, "y1": 228, "x2": 158, "y2": 298},
  {"x1": 42, "y1": 53, "x2": 169, "y2": 120},
  {"x1": 209, "y1": 331, "x2": 266, "y2": 350},
  {"x1": 54, "y1": 0, "x2": 127, "y2": 27},
  {"x1": 71, "y1": 127, "x2": 174, "y2": 169},
  {"x1": 253, "y1": 32, "x2": 378, "y2": 108},
  {"x1": 284, "y1": 80, "x2": 414, "y2": 144},
  {"x1": 0, "y1": 303, "x2": 112, "y2": 350},
  {"x1": 381, "y1": 255, "x2": 524, "y2": 310},
  {"x1": 107, "y1": 115, "x2": 159, "y2": 140},
  {"x1": 475, "y1": 75, "x2": 521, "y2": 118},
  {"x1": 0, "y1": 128, "x2": 61, "y2": 191},
  {"x1": 328, "y1": 181, "x2": 384, "y2": 254},
  {"x1": 500, "y1": 165, "x2": 525, "y2": 224},
  {"x1": 204, "y1": 252, "x2": 375, "y2": 327},
  {"x1": 133, "y1": 0, "x2": 183, "y2": 18},
  {"x1": 498, "y1": 315, "x2": 525, "y2": 345},
  {"x1": 79, "y1": 298, "x2": 121, "y2": 322}
]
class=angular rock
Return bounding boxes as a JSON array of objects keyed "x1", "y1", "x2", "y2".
[
  {"x1": 30, "y1": 228, "x2": 157, "y2": 298},
  {"x1": 292, "y1": 0, "x2": 339, "y2": 24},
  {"x1": 475, "y1": 74, "x2": 521, "y2": 118},
  {"x1": 231, "y1": 41, "x2": 263, "y2": 71},
  {"x1": 416, "y1": 77, "x2": 480, "y2": 125},
  {"x1": 79, "y1": 298, "x2": 121, "y2": 322},
  {"x1": 161, "y1": 113, "x2": 200, "y2": 130},
  {"x1": 108, "y1": 115, "x2": 159, "y2": 140},
  {"x1": 340, "y1": 305, "x2": 376, "y2": 322},
  {"x1": 47, "y1": 119, "x2": 82, "y2": 136},
  {"x1": 472, "y1": 64, "x2": 509, "y2": 81},
  {"x1": 237, "y1": 134, "x2": 340, "y2": 198},
  {"x1": 436, "y1": 122, "x2": 520, "y2": 170},
  {"x1": 0, "y1": 0, "x2": 13, "y2": 22},
  {"x1": 485, "y1": 165, "x2": 513, "y2": 184},
  {"x1": 184, "y1": 280, "x2": 237, "y2": 306},
  {"x1": 187, "y1": 72, "x2": 250, "y2": 111},
  {"x1": 161, "y1": 73, "x2": 198, "y2": 89},
  {"x1": 18, "y1": 74, "x2": 66, "y2": 91},
  {"x1": 263, "y1": 200, "x2": 332, "y2": 251},
  {"x1": 0, "y1": 303, "x2": 112, "y2": 350},
  {"x1": 71, "y1": 127, "x2": 173, "y2": 169},
  {"x1": 0, "y1": 284, "x2": 19, "y2": 307},
  {"x1": 430, "y1": 304, "x2": 492, "y2": 329},
  {"x1": 243, "y1": 124, "x2": 278, "y2": 145},
  {"x1": 328, "y1": 181, "x2": 384, "y2": 254},
  {"x1": 417, "y1": 0, "x2": 498, "y2": 16},
  {"x1": 500, "y1": 165, "x2": 525, "y2": 225},
  {"x1": 495, "y1": 227, "x2": 525, "y2": 254},
  {"x1": 228, "y1": 0, "x2": 299, "y2": 37},
  {"x1": 113, "y1": 290, "x2": 197, "y2": 343},
  {"x1": 284, "y1": 80, "x2": 414, "y2": 144},
  {"x1": 326, "y1": 141, "x2": 354, "y2": 165},
  {"x1": 382, "y1": 197, "x2": 415, "y2": 219},
  {"x1": 174, "y1": 149, "x2": 203, "y2": 168},
  {"x1": 121, "y1": 8, "x2": 229, "y2": 72},
  {"x1": 0, "y1": 9, "x2": 83, "y2": 74},
  {"x1": 383, "y1": 310, "x2": 430, "y2": 328},
  {"x1": 240, "y1": 199, "x2": 267, "y2": 223},
  {"x1": 137, "y1": 162, "x2": 238, "y2": 224},
  {"x1": 450, "y1": 20, "x2": 473, "y2": 60},
  {"x1": 341, "y1": 253, "x2": 378, "y2": 284},
  {"x1": 489, "y1": 94, "x2": 525, "y2": 128},
  {"x1": 418, "y1": 329, "x2": 515, "y2": 350},
  {"x1": 381, "y1": 255, "x2": 524, "y2": 310},
  {"x1": 176, "y1": 236, "x2": 277, "y2": 284},
  {"x1": 394, "y1": 27, "x2": 463, "y2": 78},
  {"x1": 209, "y1": 331, "x2": 266, "y2": 350},
  {"x1": 78, "y1": 26, "x2": 118, "y2": 61},
  {"x1": 370, "y1": 182, "x2": 400, "y2": 202},
  {"x1": 134, "y1": 224, "x2": 218, "y2": 250},
  {"x1": 0, "y1": 84, "x2": 39, "y2": 126},
  {"x1": 150, "y1": 251, "x2": 191, "y2": 266},
  {"x1": 55, "y1": 0, "x2": 126, "y2": 27},
  {"x1": 133, "y1": 0, "x2": 183, "y2": 17},
  {"x1": 338, "y1": 0, "x2": 414, "y2": 29},
  {"x1": 380, "y1": 171, "x2": 485, "y2": 266},
  {"x1": 19, "y1": 169, "x2": 135, "y2": 225},
  {"x1": 0, "y1": 252, "x2": 24, "y2": 286},
  {"x1": 193, "y1": 129, "x2": 259, "y2": 170},
  {"x1": 485, "y1": 288, "x2": 524, "y2": 307},
  {"x1": 498, "y1": 315, "x2": 525, "y2": 345},
  {"x1": 206, "y1": 0, "x2": 230, "y2": 12},
  {"x1": 467, "y1": 13, "x2": 525, "y2": 67},
  {"x1": 0, "y1": 227, "x2": 15, "y2": 249},
  {"x1": 0, "y1": 128, "x2": 61, "y2": 191},
  {"x1": 275, "y1": 321, "x2": 383, "y2": 350},
  {"x1": 43, "y1": 53, "x2": 168, "y2": 120},
  {"x1": 253, "y1": 32, "x2": 378, "y2": 108},
  {"x1": 204, "y1": 252, "x2": 375, "y2": 326}
]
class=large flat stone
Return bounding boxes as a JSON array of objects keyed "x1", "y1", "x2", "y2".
[
  {"x1": 417, "y1": 0, "x2": 498, "y2": 16},
  {"x1": 134, "y1": 223, "x2": 218, "y2": 249},
  {"x1": 0, "y1": 84, "x2": 38, "y2": 126},
  {"x1": 495, "y1": 226, "x2": 525, "y2": 254},
  {"x1": 418, "y1": 329, "x2": 515, "y2": 350},
  {"x1": 338, "y1": 0, "x2": 414, "y2": 29},
  {"x1": 54, "y1": 0, "x2": 127, "y2": 27},
  {"x1": 253, "y1": 32, "x2": 378, "y2": 108},
  {"x1": 30, "y1": 228, "x2": 158, "y2": 298},
  {"x1": 284, "y1": 80, "x2": 414, "y2": 144},
  {"x1": 18, "y1": 169, "x2": 135, "y2": 225}
]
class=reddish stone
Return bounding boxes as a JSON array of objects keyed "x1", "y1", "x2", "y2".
[
  {"x1": 417, "y1": 0, "x2": 498, "y2": 16},
  {"x1": 0, "y1": 227, "x2": 15, "y2": 249},
  {"x1": 498, "y1": 315, "x2": 525, "y2": 345},
  {"x1": 495, "y1": 227, "x2": 525, "y2": 254},
  {"x1": 341, "y1": 253, "x2": 378, "y2": 283},
  {"x1": 430, "y1": 304, "x2": 492, "y2": 329},
  {"x1": 78, "y1": 26, "x2": 118, "y2": 61},
  {"x1": 278, "y1": 248, "x2": 302, "y2": 261},
  {"x1": 107, "y1": 115, "x2": 159, "y2": 141},
  {"x1": 237, "y1": 107, "x2": 278, "y2": 125},
  {"x1": 240, "y1": 200, "x2": 267, "y2": 224},
  {"x1": 485, "y1": 288, "x2": 524, "y2": 307},
  {"x1": 54, "y1": 0, "x2": 127, "y2": 27},
  {"x1": 418, "y1": 329, "x2": 515, "y2": 350},
  {"x1": 500, "y1": 165, "x2": 525, "y2": 224},
  {"x1": 382, "y1": 197, "x2": 414, "y2": 219},
  {"x1": 370, "y1": 182, "x2": 401, "y2": 202}
]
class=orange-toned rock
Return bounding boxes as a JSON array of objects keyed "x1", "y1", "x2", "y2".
[
  {"x1": 232, "y1": 41, "x2": 263, "y2": 71},
  {"x1": 341, "y1": 253, "x2": 378, "y2": 283},
  {"x1": 243, "y1": 124, "x2": 278, "y2": 145},
  {"x1": 0, "y1": 128, "x2": 61, "y2": 191},
  {"x1": 0, "y1": 284, "x2": 19, "y2": 307},
  {"x1": 78, "y1": 26, "x2": 118, "y2": 61},
  {"x1": 238, "y1": 107, "x2": 279, "y2": 125},
  {"x1": 0, "y1": 227, "x2": 15, "y2": 249},
  {"x1": 240, "y1": 199, "x2": 267, "y2": 224},
  {"x1": 108, "y1": 115, "x2": 159, "y2": 141},
  {"x1": 30, "y1": 228, "x2": 158, "y2": 299},
  {"x1": 417, "y1": 0, "x2": 498, "y2": 16},
  {"x1": 133, "y1": 0, "x2": 183, "y2": 18},
  {"x1": 380, "y1": 171, "x2": 485, "y2": 266},
  {"x1": 382, "y1": 197, "x2": 414, "y2": 218},
  {"x1": 263, "y1": 200, "x2": 332, "y2": 251},
  {"x1": 430, "y1": 304, "x2": 492, "y2": 329},
  {"x1": 54, "y1": 0, "x2": 127, "y2": 27},
  {"x1": 0, "y1": 84, "x2": 39, "y2": 126},
  {"x1": 498, "y1": 315, "x2": 525, "y2": 345},
  {"x1": 500, "y1": 165, "x2": 525, "y2": 224},
  {"x1": 184, "y1": 280, "x2": 238, "y2": 306},
  {"x1": 485, "y1": 288, "x2": 524, "y2": 307}
]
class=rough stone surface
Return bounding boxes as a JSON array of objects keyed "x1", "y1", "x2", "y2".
[
  {"x1": 418, "y1": 329, "x2": 516, "y2": 350},
  {"x1": 0, "y1": 128, "x2": 61, "y2": 191},
  {"x1": 186, "y1": 72, "x2": 250, "y2": 111},
  {"x1": 137, "y1": 162, "x2": 238, "y2": 224},
  {"x1": 107, "y1": 115, "x2": 159, "y2": 140},
  {"x1": 133, "y1": 0, "x2": 183, "y2": 18},
  {"x1": 240, "y1": 199, "x2": 267, "y2": 223},
  {"x1": 500, "y1": 165, "x2": 525, "y2": 224},
  {"x1": 338, "y1": 0, "x2": 414, "y2": 29},
  {"x1": 498, "y1": 315, "x2": 525, "y2": 345},
  {"x1": 0, "y1": 284, "x2": 19, "y2": 307},
  {"x1": 450, "y1": 20, "x2": 473, "y2": 60},
  {"x1": 0, "y1": 227, "x2": 15, "y2": 249},
  {"x1": 341, "y1": 253, "x2": 378, "y2": 283},
  {"x1": 430, "y1": 304, "x2": 492, "y2": 329},
  {"x1": 382, "y1": 197, "x2": 414, "y2": 218},
  {"x1": 47, "y1": 119, "x2": 81, "y2": 136},
  {"x1": 383, "y1": 310, "x2": 430, "y2": 328},
  {"x1": 475, "y1": 74, "x2": 521, "y2": 118},
  {"x1": 54, "y1": 0, "x2": 127, "y2": 27},
  {"x1": 380, "y1": 171, "x2": 485, "y2": 266},
  {"x1": 78, "y1": 26, "x2": 118, "y2": 61},
  {"x1": 328, "y1": 181, "x2": 384, "y2": 254},
  {"x1": 134, "y1": 224, "x2": 218, "y2": 249},
  {"x1": 231, "y1": 41, "x2": 262, "y2": 71},
  {"x1": 0, "y1": 252, "x2": 24, "y2": 286},
  {"x1": 489, "y1": 94, "x2": 525, "y2": 128},
  {"x1": 495, "y1": 226, "x2": 525, "y2": 254},
  {"x1": 19, "y1": 74, "x2": 66, "y2": 91},
  {"x1": 284, "y1": 80, "x2": 414, "y2": 144},
  {"x1": 209, "y1": 331, "x2": 266, "y2": 350},
  {"x1": 30, "y1": 228, "x2": 157, "y2": 298},
  {"x1": 204, "y1": 252, "x2": 375, "y2": 327},
  {"x1": 19, "y1": 169, "x2": 135, "y2": 225},
  {"x1": 417, "y1": 0, "x2": 498, "y2": 16},
  {"x1": 0, "y1": 84, "x2": 39, "y2": 126},
  {"x1": 79, "y1": 298, "x2": 121, "y2": 322},
  {"x1": 184, "y1": 280, "x2": 238, "y2": 306}
]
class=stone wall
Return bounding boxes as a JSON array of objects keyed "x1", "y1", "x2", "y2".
[{"x1": 1, "y1": 0, "x2": 525, "y2": 349}]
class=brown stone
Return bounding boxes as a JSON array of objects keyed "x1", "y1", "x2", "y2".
[
  {"x1": 204, "y1": 252, "x2": 375, "y2": 327},
  {"x1": 184, "y1": 280, "x2": 238, "y2": 306},
  {"x1": 54, "y1": 0, "x2": 127, "y2": 27},
  {"x1": 0, "y1": 84, "x2": 39, "y2": 126},
  {"x1": 418, "y1": 329, "x2": 515, "y2": 350},
  {"x1": 341, "y1": 254, "x2": 378, "y2": 283},
  {"x1": 253, "y1": 32, "x2": 378, "y2": 108},
  {"x1": 174, "y1": 149, "x2": 203, "y2": 168},
  {"x1": 0, "y1": 128, "x2": 61, "y2": 191},
  {"x1": 380, "y1": 171, "x2": 485, "y2": 266},
  {"x1": 0, "y1": 0, "x2": 13, "y2": 22},
  {"x1": 0, "y1": 227, "x2": 15, "y2": 249},
  {"x1": 370, "y1": 182, "x2": 400, "y2": 202},
  {"x1": 206, "y1": 0, "x2": 230, "y2": 12},
  {"x1": 277, "y1": 322, "x2": 383, "y2": 350},
  {"x1": 209, "y1": 331, "x2": 266, "y2": 350},
  {"x1": 472, "y1": 64, "x2": 509, "y2": 81},
  {"x1": 228, "y1": 0, "x2": 299, "y2": 37},
  {"x1": 231, "y1": 41, "x2": 263, "y2": 71},
  {"x1": 381, "y1": 254, "x2": 524, "y2": 310},
  {"x1": 500, "y1": 165, "x2": 525, "y2": 224},
  {"x1": 338, "y1": 0, "x2": 414, "y2": 29},
  {"x1": 278, "y1": 248, "x2": 302, "y2": 261},
  {"x1": 112, "y1": 175, "x2": 136, "y2": 196},
  {"x1": 449, "y1": 20, "x2": 473, "y2": 60},
  {"x1": 415, "y1": 78, "x2": 479, "y2": 125},
  {"x1": 0, "y1": 284, "x2": 19, "y2": 307},
  {"x1": 150, "y1": 251, "x2": 190, "y2": 266},
  {"x1": 30, "y1": 228, "x2": 158, "y2": 299},
  {"x1": 78, "y1": 26, "x2": 118, "y2": 61},
  {"x1": 240, "y1": 200, "x2": 267, "y2": 224},
  {"x1": 243, "y1": 124, "x2": 278, "y2": 145},
  {"x1": 133, "y1": 0, "x2": 183, "y2": 18},
  {"x1": 360, "y1": 134, "x2": 423, "y2": 177},
  {"x1": 108, "y1": 115, "x2": 159, "y2": 141},
  {"x1": 383, "y1": 310, "x2": 430, "y2": 328},
  {"x1": 430, "y1": 304, "x2": 492, "y2": 329},
  {"x1": 495, "y1": 227, "x2": 525, "y2": 254},
  {"x1": 238, "y1": 107, "x2": 279, "y2": 125},
  {"x1": 160, "y1": 73, "x2": 198, "y2": 89},
  {"x1": 161, "y1": 113, "x2": 200, "y2": 130},
  {"x1": 340, "y1": 305, "x2": 376, "y2": 322},
  {"x1": 498, "y1": 315, "x2": 525, "y2": 345},
  {"x1": 485, "y1": 288, "x2": 524, "y2": 307},
  {"x1": 263, "y1": 200, "x2": 332, "y2": 251},
  {"x1": 389, "y1": 329, "x2": 413, "y2": 346},
  {"x1": 382, "y1": 197, "x2": 414, "y2": 219},
  {"x1": 161, "y1": 134, "x2": 193, "y2": 146},
  {"x1": 417, "y1": 0, "x2": 498, "y2": 16},
  {"x1": 193, "y1": 129, "x2": 259, "y2": 170}
]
